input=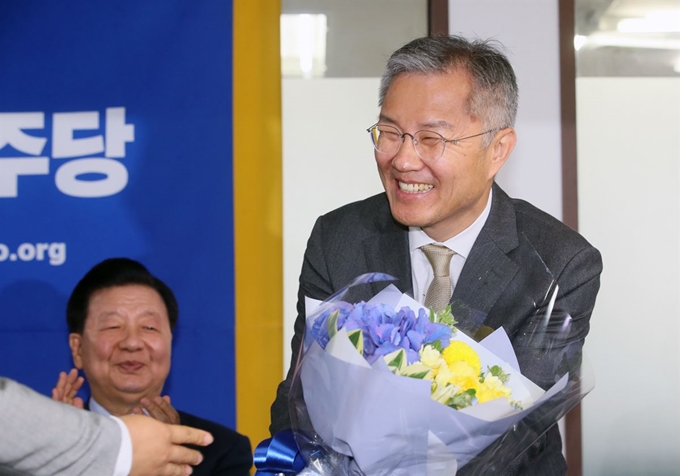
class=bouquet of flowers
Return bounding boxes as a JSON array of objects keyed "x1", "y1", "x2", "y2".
[{"x1": 260, "y1": 273, "x2": 594, "y2": 476}]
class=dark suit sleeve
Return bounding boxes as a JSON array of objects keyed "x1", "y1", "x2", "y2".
[
  {"x1": 207, "y1": 433, "x2": 252, "y2": 476},
  {"x1": 179, "y1": 412, "x2": 252, "y2": 476},
  {"x1": 462, "y1": 241, "x2": 602, "y2": 476},
  {"x1": 270, "y1": 216, "x2": 334, "y2": 435},
  {"x1": 453, "y1": 188, "x2": 603, "y2": 476},
  {"x1": 513, "y1": 244, "x2": 603, "y2": 391}
]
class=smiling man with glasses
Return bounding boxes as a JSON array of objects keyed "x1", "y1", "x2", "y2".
[{"x1": 271, "y1": 35, "x2": 602, "y2": 476}]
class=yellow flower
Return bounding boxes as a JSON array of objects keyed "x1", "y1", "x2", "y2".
[
  {"x1": 434, "y1": 363, "x2": 454, "y2": 388},
  {"x1": 477, "y1": 375, "x2": 512, "y2": 403},
  {"x1": 442, "y1": 341, "x2": 482, "y2": 376},
  {"x1": 447, "y1": 361, "x2": 480, "y2": 393}
]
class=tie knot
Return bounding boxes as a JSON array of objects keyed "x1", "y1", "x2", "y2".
[{"x1": 421, "y1": 244, "x2": 455, "y2": 277}]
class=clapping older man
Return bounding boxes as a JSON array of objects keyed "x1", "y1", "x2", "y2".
[{"x1": 52, "y1": 257, "x2": 252, "y2": 476}]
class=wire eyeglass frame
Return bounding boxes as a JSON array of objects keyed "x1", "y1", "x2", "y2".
[{"x1": 367, "y1": 123, "x2": 501, "y2": 161}]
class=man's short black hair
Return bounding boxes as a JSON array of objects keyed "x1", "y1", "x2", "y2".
[{"x1": 66, "y1": 257, "x2": 179, "y2": 334}]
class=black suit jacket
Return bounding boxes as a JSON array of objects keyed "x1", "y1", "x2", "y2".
[
  {"x1": 178, "y1": 410, "x2": 252, "y2": 476},
  {"x1": 270, "y1": 183, "x2": 602, "y2": 475},
  {"x1": 85, "y1": 401, "x2": 252, "y2": 475}
]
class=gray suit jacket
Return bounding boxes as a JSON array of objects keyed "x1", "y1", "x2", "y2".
[
  {"x1": 0, "y1": 377, "x2": 120, "y2": 475},
  {"x1": 270, "y1": 184, "x2": 602, "y2": 475}
]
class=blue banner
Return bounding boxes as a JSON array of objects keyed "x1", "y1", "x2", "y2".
[{"x1": 0, "y1": 1, "x2": 236, "y2": 427}]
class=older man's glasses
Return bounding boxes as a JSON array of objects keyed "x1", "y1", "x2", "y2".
[{"x1": 367, "y1": 123, "x2": 497, "y2": 162}]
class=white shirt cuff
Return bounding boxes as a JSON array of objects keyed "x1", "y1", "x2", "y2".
[{"x1": 110, "y1": 416, "x2": 133, "y2": 476}]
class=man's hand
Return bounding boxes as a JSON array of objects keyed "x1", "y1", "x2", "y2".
[
  {"x1": 133, "y1": 395, "x2": 180, "y2": 425},
  {"x1": 121, "y1": 414, "x2": 213, "y2": 476},
  {"x1": 51, "y1": 369, "x2": 84, "y2": 409}
]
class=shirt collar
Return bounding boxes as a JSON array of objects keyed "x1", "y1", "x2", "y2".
[
  {"x1": 408, "y1": 187, "x2": 493, "y2": 258},
  {"x1": 89, "y1": 396, "x2": 112, "y2": 416},
  {"x1": 89, "y1": 396, "x2": 150, "y2": 417}
]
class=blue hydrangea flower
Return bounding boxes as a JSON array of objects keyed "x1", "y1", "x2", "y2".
[{"x1": 310, "y1": 301, "x2": 452, "y2": 365}]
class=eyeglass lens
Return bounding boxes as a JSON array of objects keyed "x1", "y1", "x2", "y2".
[{"x1": 370, "y1": 124, "x2": 445, "y2": 161}]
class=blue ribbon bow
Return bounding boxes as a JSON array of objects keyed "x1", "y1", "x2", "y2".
[{"x1": 254, "y1": 430, "x2": 307, "y2": 476}]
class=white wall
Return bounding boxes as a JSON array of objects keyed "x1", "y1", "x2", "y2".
[
  {"x1": 449, "y1": 0, "x2": 563, "y2": 220},
  {"x1": 578, "y1": 78, "x2": 680, "y2": 475}
]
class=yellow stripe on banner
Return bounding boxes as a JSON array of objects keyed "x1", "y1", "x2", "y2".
[{"x1": 233, "y1": 0, "x2": 282, "y2": 455}]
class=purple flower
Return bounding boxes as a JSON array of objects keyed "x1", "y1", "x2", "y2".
[
  {"x1": 310, "y1": 301, "x2": 355, "y2": 348},
  {"x1": 310, "y1": 301, "x2": 452, "y2": 365}
]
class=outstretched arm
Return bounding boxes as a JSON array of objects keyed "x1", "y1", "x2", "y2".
[{"x1": 1, "y1": 377, "x2": 212, "y2": 476}]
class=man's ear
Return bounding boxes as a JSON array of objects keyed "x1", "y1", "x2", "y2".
[
  {"x1": 69, "y1": 333, "x2": 84, "y2": 369},
  {"x1": 487, "y1": 127, "x2": 517, "y2": 179}
]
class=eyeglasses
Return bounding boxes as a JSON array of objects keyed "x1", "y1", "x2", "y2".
[{"x1": 366, "y1": 123, "x2": 499, "y2": 162}]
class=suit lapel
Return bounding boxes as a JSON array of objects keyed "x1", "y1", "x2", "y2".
[
  {"x1": 363, "y1": 199, "x2": 412, "y2": 297},
  {"x1": 357, "y1": 185, "x2": 521, "y2": 317},
  {"x1": 452, "y1": 184, "x2": 519, "y2": 332},
  {"x1": 364, "y1": 229, "x2": 412, "y2": 297}
]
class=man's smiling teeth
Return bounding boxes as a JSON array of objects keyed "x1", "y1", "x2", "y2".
[{"x1": 399, "y1": 182, "x2": 433, "y2": 193}]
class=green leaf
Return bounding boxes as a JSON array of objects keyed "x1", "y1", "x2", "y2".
[
  {"x1": 434, "y1": 305, "x2": 458, "y2": 330},
  {"x1": 431, "y1": 340, "x2": 443, "y2": 353},
  {"x1": 447, "y1": 389, "x2": 476, "y2": 410},
  {"x1": 401, "y1": 362, "x2": 432, "y2": 379},
  {"x1": 347, "y1": 329, "x2": 364, "y2": 355},
  {"x1": 405, "y1": 370, "x2": 430, "y2": 379},
  {"x1": 487, "y1": 365, "x2": 510, "y2": 383},
  {"x1": 384, "y1": 348, "x2": 407, "y2": 373},
  {"x1": 326, "y1": 310, "x2": 339, "y2": 341}
]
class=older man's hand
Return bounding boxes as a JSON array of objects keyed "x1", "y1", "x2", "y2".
[
  {"x1": 121, "y1": 414, "x2": 213, "y2": 476},
  {"x1": 51, "y1": 368, "x2": 84, "y2": 409},
  {"x1": 133, "y1": 395, "x2": 181, "y2": 425}
]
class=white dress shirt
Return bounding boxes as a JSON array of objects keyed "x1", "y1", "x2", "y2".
[{"x1": 409, "y1": 188, "x2": 493, "y2": 304}]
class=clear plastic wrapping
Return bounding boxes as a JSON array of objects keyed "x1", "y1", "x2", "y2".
[{"x1": 260, "y1": 271, "x2": 594, "y2": 476}]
